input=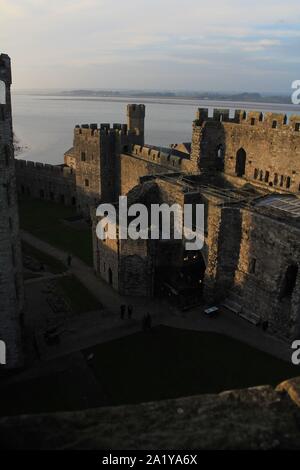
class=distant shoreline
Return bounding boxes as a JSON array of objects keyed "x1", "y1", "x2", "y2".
[
  {"x1": 30, "y1": 95, "x2": 300, "y2": 113},
  {"x1": 13, "y1": 90, "x2": 294, "y2": 104}
]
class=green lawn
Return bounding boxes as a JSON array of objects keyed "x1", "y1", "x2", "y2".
[
  {"x1": 56, "y1": 275, "x2": 102, "y2": 314},
  {"x1": 19, "y1": 198, "x2": 93, "y2": 266},
  {"x1": 85, "y1": 326, "x2": 300, "y2": 405},
  {"x1": 22, "y1": 241, "x2": 66, "y2": 274},
  {"x1": 1, "y1": 327, "x2": 299, "y2": 416}
]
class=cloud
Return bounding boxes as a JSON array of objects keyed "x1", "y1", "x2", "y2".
[{"x1": 0, "y1": 0, "x2": 300, "y2": 91}]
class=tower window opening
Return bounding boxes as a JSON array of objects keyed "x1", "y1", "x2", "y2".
[
  {"x1": 280, "y1": 264, "x2": 298, "y2": 300},
  {"x1": 0, "y1": 80, "x2": 6, "y2": 104},
  {"x1": 249, "y1": 258, "x2": 257, "y2": 274}
]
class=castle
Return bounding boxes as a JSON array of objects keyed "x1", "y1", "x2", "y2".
[
  {"x1": 0, "y1": 54, "x2": 24, "y2": 368},
  {"x1": 14, "y1": 96, "x2": 300, "y2": 341}
]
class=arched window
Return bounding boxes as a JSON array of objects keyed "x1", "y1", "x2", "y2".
[
  {"x1": 108, "y1": 268, "x2": 113, "y2": 285},
  {"x1": 0, "y1": 80, "x2": 6, "y2": 104},
  {"x1": 235, "y1": 148, "x2": 246, "y2": 177},
  {"x1": 280, "y1": 175, "x2": 284, "y2": 187},
  {"x1": 216, "y1": 144, "x2": 224, "y2": 159}
]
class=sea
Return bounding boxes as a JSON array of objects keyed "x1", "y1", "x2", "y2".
[{"x1": 11, "y1": 93, "x2": 300, "y2": 165}]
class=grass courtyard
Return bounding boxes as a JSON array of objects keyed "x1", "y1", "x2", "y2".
[
  {"x1": 19, "y1": 197, "x2": 93, "y2": 265},
  {"x1": 22, "y1": 241, "x2": 66, "y2": 274},
  {"x1": 56, "y1": 275, "x2": 102, "y2": 314},
  {"x1": 85, "y1": 326, "x2": 300, "y2": 405},
  {"x1": 1, "y1": 326, "x2": 299, "y2": 416}
]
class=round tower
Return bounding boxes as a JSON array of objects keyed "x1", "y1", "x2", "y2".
[{"x1": 0, "y1": 53, "x2": 24, "y2": 368}]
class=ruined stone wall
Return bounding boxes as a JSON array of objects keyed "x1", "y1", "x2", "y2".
[
  {"x1": 227, "y1": 208, "x2": 300, "y2": 339},
  {"x1": 73, "y1": 119, "x2": 146, "y2": 217},
  {"x1": 201, "y1": 194, "x2": 300, "y2": 339},
  {"x1": 120, "y1": 146, "x2": 185, "y2": 195},
  {"x1": 73, "y1": 125, "x2": 102, "y2": 217},
  {"x1": 0, "y1": 54, "x2": 23, "y2": 368},
  {"x1": 15, "y1": 160, "x2": 76, "y2": 206},
  {"x1": 191, "y1": 108, "x2": 300, "y2": 192},
  {"x1": 119, "y1": 238, "x2": 152, "y2": 296},
  {"x1": 64, "y1": 149, "x2": 76, "y2": 169},
  {"x1": 91, "y1": 205, "x2": 119, "y2": 290},
  {"x1": 91, "y1": 209, "x2": 151, "y2": 296}
]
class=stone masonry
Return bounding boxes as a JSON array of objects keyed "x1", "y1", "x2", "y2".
[
  {"x1": 0, "y1": 54, "x2": 23, "y2": 368},
  {"x1": 16, "y1": 104, "x2": 300, "y2": 340}
]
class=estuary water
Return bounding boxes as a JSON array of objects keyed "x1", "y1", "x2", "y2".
[{"x1": 12, "y1": 93, "x2": 300, "y2": 165}]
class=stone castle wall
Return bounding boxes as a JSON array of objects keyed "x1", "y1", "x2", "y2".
[
  {"x1": 191, "y1": 108, "x2": 300, "y2": 192},
  {"x1": 0, "y1": 54, "x2": 23, "y2": 368},
  {"x1": 15, "y1": 103, "x2": 300, "y2": 338},
  {"x1": 15, "y1": 159, "x2": 76, "y2": 206}
]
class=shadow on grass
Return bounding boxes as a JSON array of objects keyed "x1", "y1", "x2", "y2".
[
  {"x1": 19, "y1": 197, "x2": 93, "y2": 266},
  {"x1": 85, "y1": 326, "x2": 300, "y2": 405},
  {"x1": 22, "y1": 241, "x2": 66, "y2": 274},
  {"x1": 1, "y1": 327, "x2": 299, "y2": 417},
  {"x1": 56, "y1": 275, "x2": 103, "y2": 314}
]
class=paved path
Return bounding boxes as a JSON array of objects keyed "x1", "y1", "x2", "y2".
[
  {"x1": 21, "y1": 230, "x2": 169, "y2": 318},
  {"x1": 21, "y1": 230, "x2": 294, "y2": 363}
]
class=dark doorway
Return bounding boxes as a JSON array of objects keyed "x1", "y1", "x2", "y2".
[
  {"x1": 280, "y1": 264, "x2": 298, "y2": 300},
  {"x1": 155, "y1": 247, "x2": 206, "y2": 310},
  {"x1": 235, "y1": 148, "x2": 246, "y2": 177},
  {"x1": 108, "y1": 268, "x2": 113, "y2": 285}
]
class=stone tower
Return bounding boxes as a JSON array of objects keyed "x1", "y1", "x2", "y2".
[
  {"x1": 127, "y1": 104, "x2": 145, "y2": 145},
  {"x1": 0, "y1": 53, "x2": 23, "y2": 368}
]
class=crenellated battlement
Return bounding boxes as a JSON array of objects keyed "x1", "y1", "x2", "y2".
[
  {"x1": 74, "y1": 122, "x2": 137, "y2": 137},
  {"x1": 16, "y1": 159, "x2": 75, "y2": 178},
  {"x1": 129, "y1": 144, "x2": 185, "y2": 169},
  {"x1": 194, "y1": 108, "x2": 300, "y2": 131}
]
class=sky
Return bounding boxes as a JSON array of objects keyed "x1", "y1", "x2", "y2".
[{"x1": 1, "y1": 0, "x2": 300, "y2": 92}]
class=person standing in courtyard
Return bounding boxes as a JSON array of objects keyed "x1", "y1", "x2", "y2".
[
  {"x1": 146, "y1": 313, "x2": 152, "y2": 329},
  {"x1": 128, "y1": 304, "x2": 133, "y2": 319},
  {"x1": 67, "y1": 253, "x2": 72, "y2": 268},
  {"x1": 120, "y1": 304, "x2": 126, "y2": 320}
]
